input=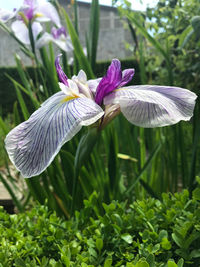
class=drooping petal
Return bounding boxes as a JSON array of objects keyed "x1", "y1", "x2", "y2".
[
  {"x1": 35, "y1": 32, "x2": 52, "y2": 48},
  {"x1": 55, "y1": 54, "x2": 69, "y2": 86},
  {"x1": 5, "y1": 92, "x2": 104, "y2": 178},
  {"x1": 36, "y1": 32, "x2": 73, "y2": 53},
  {"x1": 53, "y1": 35, "x2": 73, "y2": 52},
  {"x1": 95, "y1": 59, "x2": 122, "y2": 105},
  {"x1": 11, "y1": 20, "x2": 42, "y2": 44},
  {"x1": 51, "y1": 26, "x2": 66, "y2": 39},
  {"x1": 119, "y1": 69, "x2": 135, "y2": 87},
  {"x1": 87, "y1": 78, "x2": 102, "y2": 94},
  {"x1": 36, "y1": 1, "x2": 61, "y2": 27},
  {"x1": 0, "y1": 8, "x2": 17, "y2": 22},
  {"x1": 31, "y1": 21, "x2": 43, "y2": 39},
  {"x1": 104, "y1": 85, "x2": 197, "y2": 128},
  {"x1": 72, "y1": 70, "x2": 94, "y2": 99}
]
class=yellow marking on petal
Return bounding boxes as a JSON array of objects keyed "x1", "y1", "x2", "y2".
[
  {"x1": 114, "y1": 87, "x2": 126, "y2": 92},
  {"x1": 34, "y1": 12, "x2": 44, "y2": 18},
  {"x1": 61, "y1": 94, "x2": 79, "y2": 103}
]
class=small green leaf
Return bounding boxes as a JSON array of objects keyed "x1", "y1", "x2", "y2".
[
  {"x1": 96, "y1": 238, "x2": 103, "y2": 253},
  {"x1": 192, "y1": 187, "x2": 200, "y2": 201},
  {"x1": 136, "y1": 260, "x2": 149, "y2": 267},
  {"x1": 15, "y1": 258, "x2": 27, "y2": 267},
  {"x1": 167, "y1": 260, "x2": 178, "y2": 267},
  {"x1": 121, "y1": 233, "x2": 133, "y2": 244},
  {"x1": 161, "y1": 237, "x2": 172, "y2": 250},
  {"x1": 104, "y1": 257, "x2": 112, "y2": 267}
]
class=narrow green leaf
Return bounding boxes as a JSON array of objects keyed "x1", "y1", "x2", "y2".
[
  {"x1": 6, "y1": 73, "x2": 39, "y2": 109},
  {"x1": 15, "y1": 54, "x2": 31, "y2": 91},
  {"x1": 73, "y1": 0, "x2": 79, "y2": 34},
  {"x1": 0, "y1": 173, "x2": 24, "y2": 212},
  {"x1": 13, "y1": 101, "x2": 21, "y2": 126},
  {"x1": 89, "y1": 0, "x2": 99, "y2": 69},
  {"x1": 25, "y1": 177, "x2": 47, "y2": 204},
  {"x1": 125, "y1": 141, "x2": 163, "y2": 195},
  {"x1": 74, "y1": 128, "x2": 100, "y2": 174},
  {"x1": 15, "y1": 86, "x2": 30, "y2": 120},
  {"x1": 107, "y1": 127, "x2": 119, "y2": 194},
  {"x1": 62, "y1": 8, "x2": 95, "y2": 79},
  {"x1": 0, "y1": 116, "x2": 9, "y2": 135},
  {"x1": 126, "y1": 14, "x2": 168, "y2": 60},
  {"x1": 178, "y1": 25, "x2": 193, "y2": 48}
]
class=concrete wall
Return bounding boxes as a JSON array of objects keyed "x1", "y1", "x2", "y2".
[{"x1": 0, "y1": 1, "x2": 133, "y2": 66}]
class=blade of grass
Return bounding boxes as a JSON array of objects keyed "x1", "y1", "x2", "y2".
[
  {"x1": 89, "y1": 0, "x2": 100, "y2": 69},
  {"x1": 126, "y1": 13, "x2": 173, "y2": 84},
  {"x1": 62, "y1": 8, "x2": 95, "y2": 79},
  {"x1": 0, "y1": 172, "x2": 24, "y2": 212},
  {"x1": 125, "y1": 141, "x2": 163, "y2": 196}
]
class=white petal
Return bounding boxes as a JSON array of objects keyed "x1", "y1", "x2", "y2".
[
  {"x1": 87, "y1": 78, "x2": 102, "y2": 94},
  {"x1": 77, "y1": 70, "x2": 87, "y2": 83},
  {"x1": 36, "y1": 1, "x2": 61, "y2": 27},
  {"x1": 11, "y1": 20, "x2": 42, "y2": 44},
  {"x1": 104, "y1": 85, "x2": 197, "y2": 128},
  {"x1": 35, "y1": 32, "x2": 52, "y2": 48},
  {"x1": 53, "y1": 36, "x2": 73, "y2": 52},
  {"x1": 5, "y1": 92, "x2": 104, "y2": 178},
  {"x1": 36, "y1": 33, "x2": 73, "y2": 52},
  {"x1": 0, "y1": 8, "x2": 16, "y2": 22}
]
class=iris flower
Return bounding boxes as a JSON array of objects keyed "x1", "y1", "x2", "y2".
[
  {"x1": 0, "y1": 0, "x2": 61, "y2": 45},
  {"x1": 36, "y1": 26, "x2": 73, "y2": 52},
  {"x1": 0, "y1": 7, "x2": 18, "y2": 22},
  {"x1": 5, "y1": 56, "x2": 197, "y2": 178}
]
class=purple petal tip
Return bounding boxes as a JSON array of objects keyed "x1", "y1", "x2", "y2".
[{"x1": 55, "y1": 54, "x2": 68, "y2": 86}]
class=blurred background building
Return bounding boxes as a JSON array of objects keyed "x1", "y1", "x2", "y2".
[{"x1": 0, "y1": 0, "x2": 133, "y2": 66}]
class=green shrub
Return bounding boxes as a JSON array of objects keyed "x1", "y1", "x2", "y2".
[{"x1": 0, "y1": 189, "x2": 200, "y2": 266}]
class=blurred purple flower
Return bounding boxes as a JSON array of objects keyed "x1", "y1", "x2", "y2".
[
  {"x1": 36, "y1": 26, "x2": 73, "y2": 52},
  {"x1": 1, "y1": 0, "x2": 61, "y2": 45},
  {"x1": 0, "y1": 8, "x2": 18, "y2": 22},
  {"x1": 5, "y1": 56, "x2": 197, "y2": 177}
]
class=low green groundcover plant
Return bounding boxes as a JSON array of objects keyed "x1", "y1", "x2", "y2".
[{"x1": 1, "y1": 188, "x2": 200, "y2": 267}]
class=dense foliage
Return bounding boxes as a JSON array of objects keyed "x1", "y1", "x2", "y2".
[{"x1": 1, "y1": 188, "x2": 200, "y2": 266}]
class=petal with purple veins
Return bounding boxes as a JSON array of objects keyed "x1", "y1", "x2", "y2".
[
  {"x1": 118, "y1": 69, "x2": 135, "y2": 87},
  {"x1": 5, "y1": 92, "x2": 104, "y2": 178},
  {"x1": 104, "y1": 85, "x2": 197, "y2": 128}
]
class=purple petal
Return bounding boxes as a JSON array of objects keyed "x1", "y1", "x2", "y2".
[
  {"x1": 118, "y1": 69, "x2": 135, "y2": 87},
  {"x1": 104, "y1": 85, "x2": 197, "y2": 128},
  {"x1": 5, "y1": 92, "x2": 104, "y2": 177},
  {"x1": 22, "y1": 0, "x2": 36, "y2": 20},
  {"x1": 55, "y1": 55, "x2": 69, "y2": 86},
  {"x1": 95, "y1": 59, "x2": 122, "y2": 105},
  {"x1": 51, "y1": 26, "x2": 66, "y2": 39}
]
